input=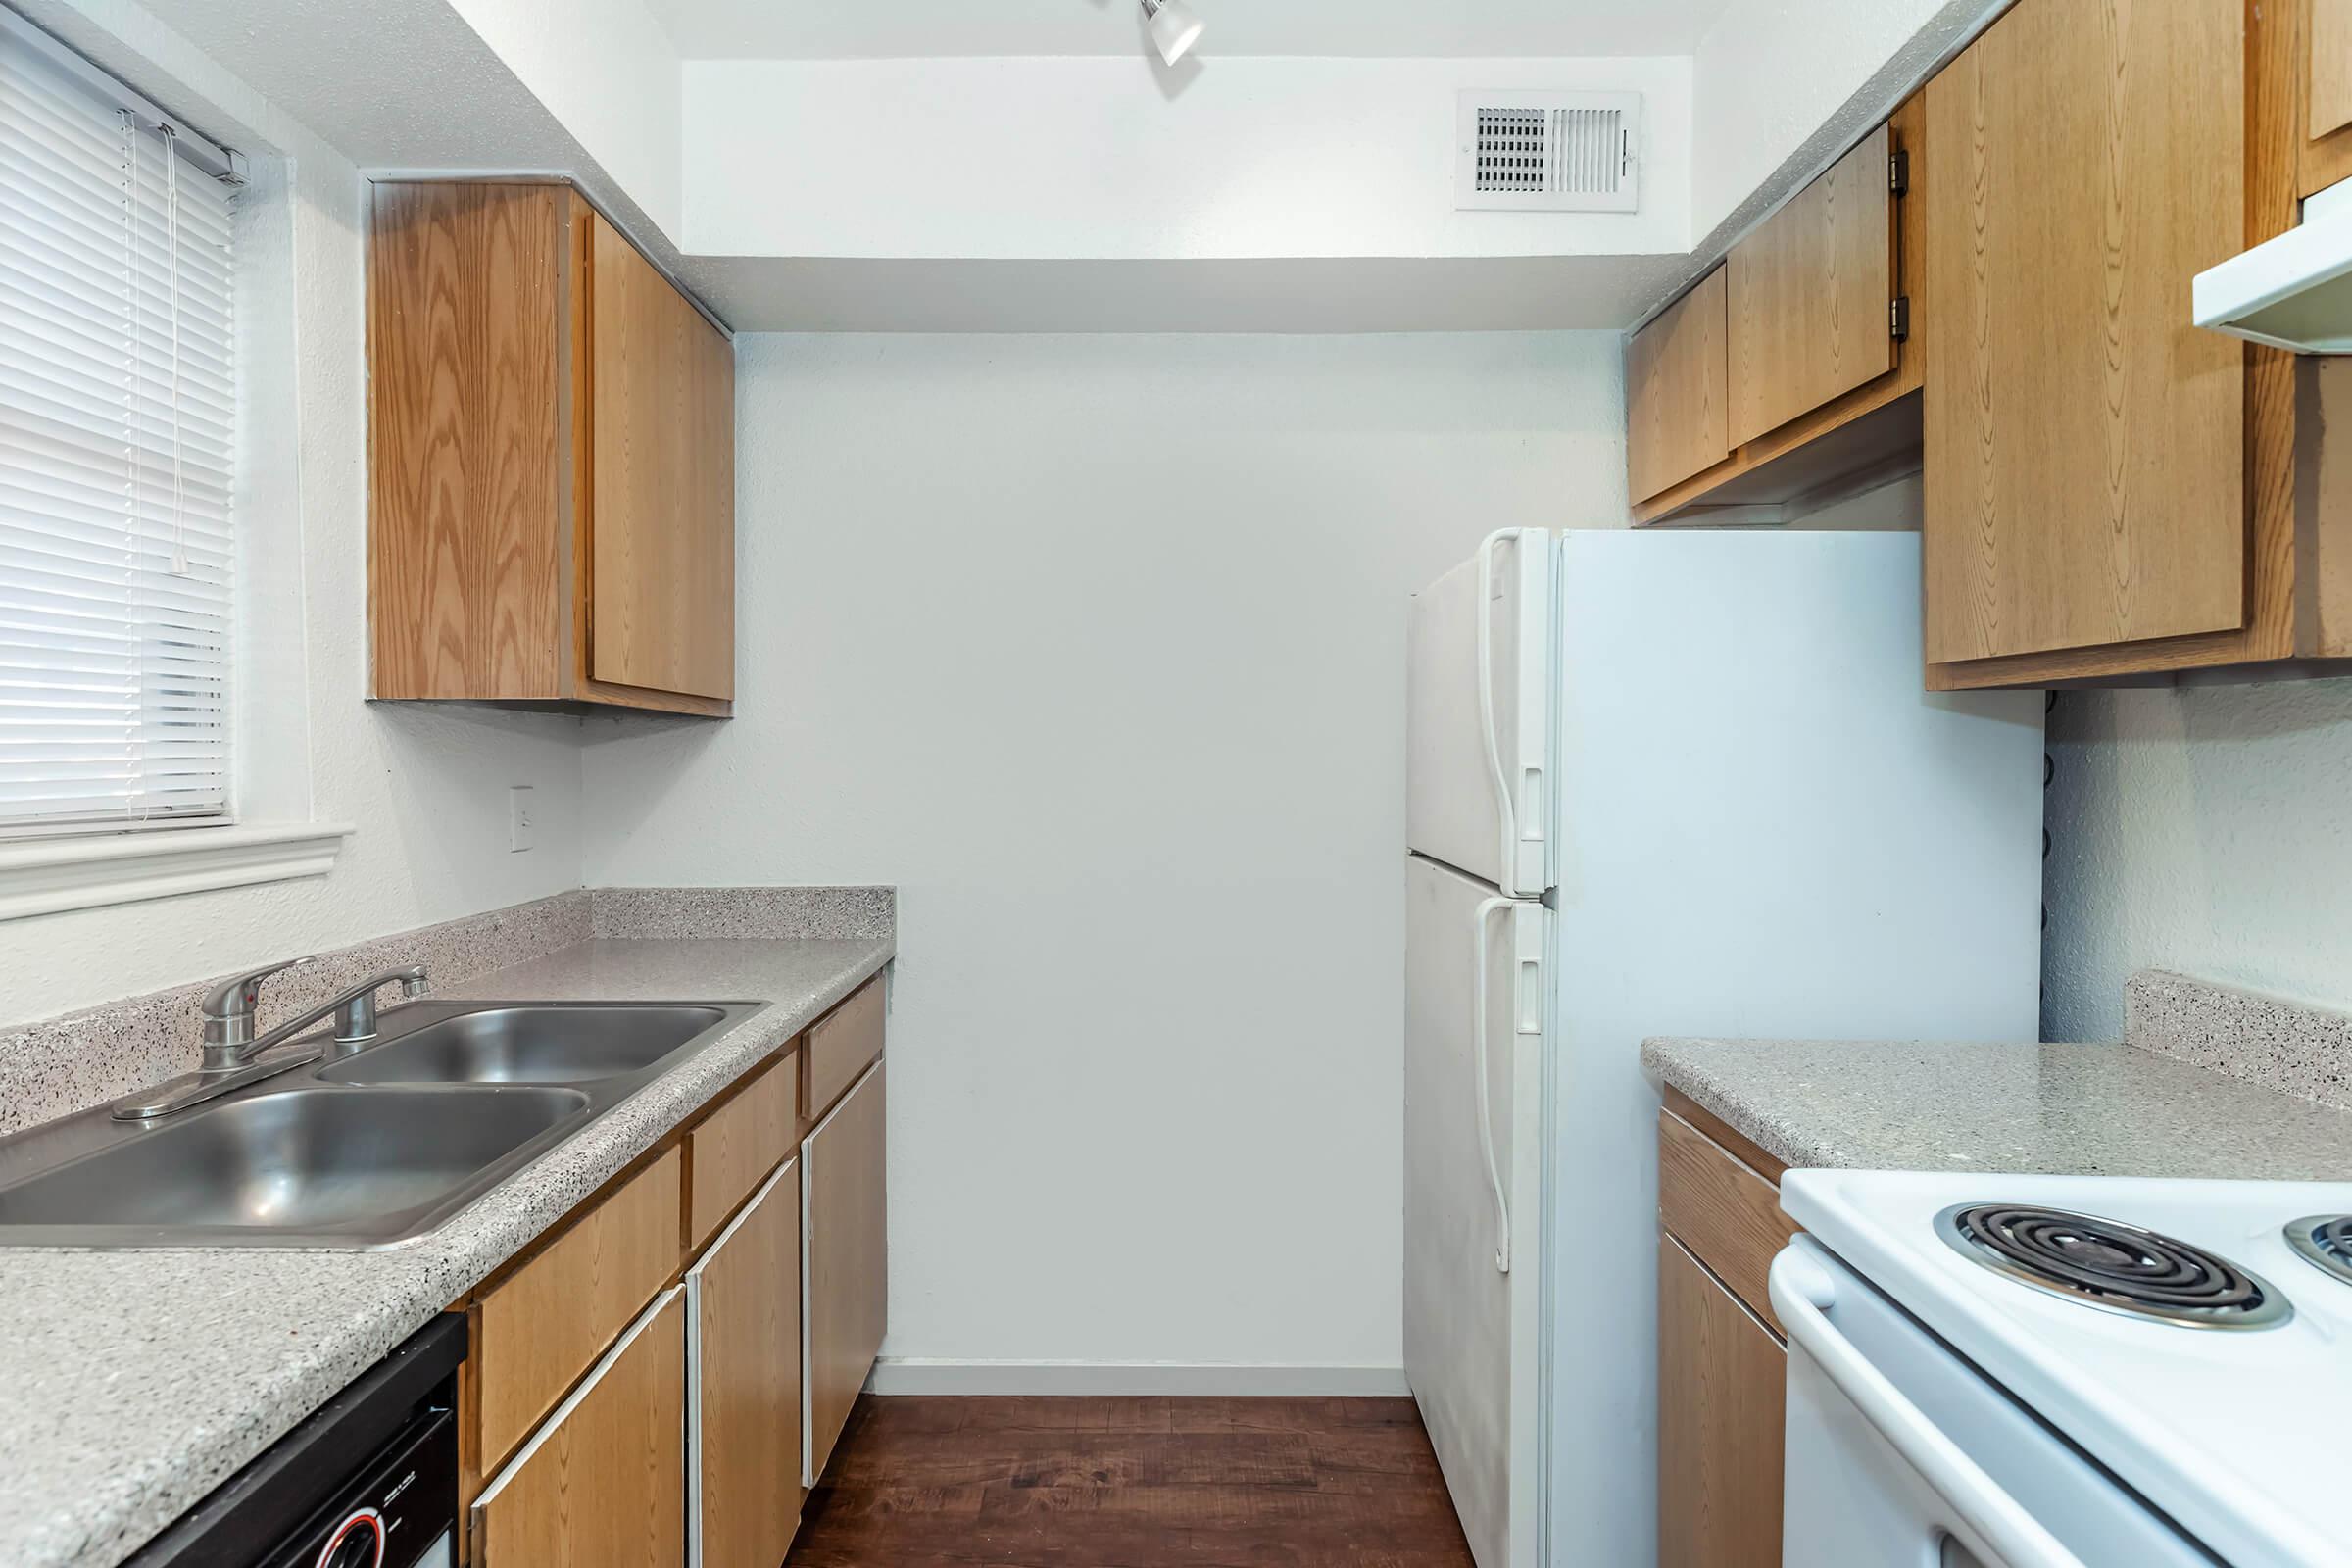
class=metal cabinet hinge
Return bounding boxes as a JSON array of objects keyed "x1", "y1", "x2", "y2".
[
  {"x1": 1889, "y1": 149, "x2": 1909, "y2": 196},
  {"x1": 1890, "y1": 296, "x2": 1910, "y2": 341}
]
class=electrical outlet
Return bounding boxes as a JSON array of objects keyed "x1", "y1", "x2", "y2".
[{"x1": 508, "y1": 785, "x2": 535, "y2": 853}]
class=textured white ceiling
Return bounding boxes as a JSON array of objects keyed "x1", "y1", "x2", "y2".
[{"x1": 640, "y1": 0, "x2": 1737, "y2": 60}]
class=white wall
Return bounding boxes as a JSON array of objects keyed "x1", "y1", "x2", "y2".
[
  {"x1": 442, "y1": 0, "x2": 685, "y2": 239},
  {"x1": 684, "y1": 55, "x2": 1690, "y2": 261},
  {"x1": 582, "y1": 330, "x2": 1627, "y2": 1380},
  {"x1": 1688, "y1": 0, "x2": 2000, "y2": 244},
  {"x1": 2044, "y1": 678, "x2": 2352, "y2": 1040},
  {"x1": 0, "y1": 0, "x2": 587, "y2": 1028}
]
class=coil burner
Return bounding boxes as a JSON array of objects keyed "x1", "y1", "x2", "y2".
[{"x1": 1935, "y1": 1203, "x2": 2291, "y2": 1331}]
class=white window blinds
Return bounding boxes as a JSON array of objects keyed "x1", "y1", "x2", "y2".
[{"x1": 0, "y1": 13, "x2": 240, "y2": 833}]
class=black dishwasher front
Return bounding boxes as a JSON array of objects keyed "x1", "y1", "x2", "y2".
[{"x1": 127, "y1": 1313, "x2": 466, "y2": 1568}]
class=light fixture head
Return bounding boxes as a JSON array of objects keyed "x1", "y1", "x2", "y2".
[{"x1": 1142, "y1": 0, "x2": 1203, "y2": 65}]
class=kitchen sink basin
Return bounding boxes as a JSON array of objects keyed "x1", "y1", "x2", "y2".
[
  {"x1": 317, "y1": 1004, "x2": 728, "y2": 1087},
  {"x1": 0, "y1": 1087, "x2": 588, "y2": 1245},
  {"x1": 0, "y1": 998, "x2": 762, "y2": 1249}
]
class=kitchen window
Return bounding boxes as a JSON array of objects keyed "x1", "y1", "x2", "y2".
[{"x1": 0, "y1": 10, "x2": 242, "y2": 837}]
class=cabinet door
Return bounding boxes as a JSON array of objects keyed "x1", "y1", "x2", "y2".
[
  {"x1": 588, "y1": 211, "x2": 736, "y2": 702},
  {"x1": 689, "y1": 1157, "x2": 802, "y2": 1568},
  {"x1": 368, "y1": 182, "x2": 567, "y2": 702},
  {"x1": 1725, "y1": 124, "x2": 1894, "y2": 448},
  {"x1": 803, "y1": 1061, "x2": 887, "y2": 1486},
  {"x1": 1921, "y1": 0, "x2": 2244, "y2": 664},
  {"x1": 1626, "y1": 266, "x2": 1730, "y2": 504},
  {"x1": 474, "y1": 1288, "x2": 686, "y2": 1568},
  {"x1": 2314, "y1": 0, "x2": 2352, "y2": 142},
  {"x1": 1657, "y1": 1239, "x2": 1783, "y2": 1568}
]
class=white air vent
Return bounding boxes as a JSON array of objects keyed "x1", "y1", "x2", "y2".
[{"x1": 1455, "y1": 90, "x2": 1639, "y2": 213}]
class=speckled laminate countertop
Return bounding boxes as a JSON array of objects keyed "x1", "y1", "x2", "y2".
[
  {"x1": 1642, "y1": 1036, "x2": 2352, "y2": 1180},
  {"x1": 0, "y1": 935, "x2": 893, "y2": 1568}
]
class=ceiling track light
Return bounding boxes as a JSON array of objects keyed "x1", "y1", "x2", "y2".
[{"x1": 1141, "y1": 0, "x2": 1204, "y2": 66}]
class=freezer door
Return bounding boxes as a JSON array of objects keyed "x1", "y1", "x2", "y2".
[
  {"x1": 1403, "y1": 855, "x2": 1544, "y2": 1568},
  {"x1": 1407, "y1": 530, "x2": 1551, "y2": 897}
]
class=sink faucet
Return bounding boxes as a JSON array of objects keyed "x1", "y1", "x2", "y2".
[
  {"x1": 114, "y1": 958, "x2": 431, "y2": 1121},
  {"x1": 199, "y1": 958, "x2": 429, "y2": 1070}
]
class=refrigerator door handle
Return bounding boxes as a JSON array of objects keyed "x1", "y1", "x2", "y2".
[
  {"x1": 1473, "y1": 895, "x2": 1517, "y2": 1274},
  {"x1": 1475, "y1": 529, "x2": 1546, "y2": 898}
]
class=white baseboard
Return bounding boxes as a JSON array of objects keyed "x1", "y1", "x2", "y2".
[{"x1": 865, "y1": 1358, "x2": 1411, "y2": 1397}]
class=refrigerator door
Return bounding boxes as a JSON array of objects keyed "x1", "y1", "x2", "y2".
[
  {"x1": 1408, "y1": 530, "x2": 1552, "y2": 897},
  {"x1": 1404, "y1": 854, "x2": 1545, "y2": 1568},
  {"x1": 1540, "y1": 529, "x2": 2046, "y2": 1568}
]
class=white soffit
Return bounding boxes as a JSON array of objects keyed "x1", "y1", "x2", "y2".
[{"x1": 670, "y1": 253, "x2": 1690, "y2": 333}]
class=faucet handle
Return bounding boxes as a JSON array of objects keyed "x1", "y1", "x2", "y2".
[{"x1": 201, "y1": 955, "x2": 316, "y2": 1048}]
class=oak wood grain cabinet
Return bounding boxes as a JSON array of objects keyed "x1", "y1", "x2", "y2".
[
  {"x1": 686, "y1": 1054, "x2": 796, "y2": 1252},
  {"x1": 804, "y1": 1058, "x2": 888, "y2": 1485},
  {"x1": 1626, "y1": 266, "x2": 1731, "y2": 505},
  {"x1": 1658, "y1": 1239, "x2": 1785, "y2": 1568},
  {"x1": 688, "y1": 1156, "x2": 804, "y2": 1568},
  {"x1": 1918, "y1": 0, "x2": 2352, "y2": 689},
  {"x1": 472, "y1": 1147, "x2": 683, "y2": 1474},
  {"x1": 1655, "y1": 1091, "x2": 1795, "y2": 1568},
  {"x1": 1726, "y1": 123, "x2": 1895, "y2": 449},
  {"x1": 472, "y1": 1287, "x2": 687, "y2": 1568},
  {"x1": 2305, "y1": 0, "x2": 2352, "y2": 194},
  {"x1": 1631, "y1": 100, "x2": 1921, "y2": 527},
  {"x1": 367, "y1": 180, "x2": 735, "y2": 716}
]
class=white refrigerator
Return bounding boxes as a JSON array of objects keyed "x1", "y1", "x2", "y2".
[{"x1": 1402, "y1": 528, "x2": 2045, "y2": 1568}]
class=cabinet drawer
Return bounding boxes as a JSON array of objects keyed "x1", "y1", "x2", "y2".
[
  {"x1": 474, "y1": 1286, "x2": 686, "y2": 1568},
  {"x1": 687, "y1": 1051, "x2": 797, "y2": 1251},
  {"x1": 806, "y1": 977, "x2": 884, "y2": 1121},
  {"x1": 476, "y1": 1146, "x2": 684, "y2": 1471},
  {"x1": 1657, "y1": 1110, "x2": 1794, "y2": 1334}
]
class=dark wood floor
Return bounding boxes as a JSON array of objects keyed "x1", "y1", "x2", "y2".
[{"x1": 786, "y1": 1396, "x2": 1478, "y2": 1567}]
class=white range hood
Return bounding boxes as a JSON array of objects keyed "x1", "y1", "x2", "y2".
[{"x1": 2194, "y1": 179, "x2": 2352, "y2": 352}]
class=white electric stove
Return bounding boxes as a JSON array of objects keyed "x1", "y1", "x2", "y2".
[{"x1": 1776, "y1": 1169, "x2": 2352, "y2": 1568}]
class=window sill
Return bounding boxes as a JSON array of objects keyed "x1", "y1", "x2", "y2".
[{"x1": 0, "y1": 822, "x2": 356, "y2": 922}]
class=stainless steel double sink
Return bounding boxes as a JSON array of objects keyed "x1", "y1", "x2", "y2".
[{"x1": 0, "y1": 1000, "x2": 761, "y2": 1250}]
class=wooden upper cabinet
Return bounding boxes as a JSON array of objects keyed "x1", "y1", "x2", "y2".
[
  {"x1": 1920, "y1": 0, "x2": 2247, "y2": 669},
  {"x1": 1628, "y1": 98, "x2": 1921, "y2": 528},
  {"x1": 1626, "y1": 266, "x2": 1730, "y2": 504},
  {"x1": 368, "y1": 181, "x2": 735, "y2": 716},
  {"x1": 2307, "y1": 0, "x2": 2352, "y2": 192},
  {"x1": 1726, "y1": 124, "x2": 1895, "y2": 448},
  {"x1": 587, "y1": 215, "x2": 736, "y2": 703},
  {"x1": 2316, "y1": 0, "x2": 2352, "y2": 140}
]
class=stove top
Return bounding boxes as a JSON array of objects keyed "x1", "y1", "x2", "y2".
[
  {"x1": 1783, "y1": 1169, "x2": 2352, "y2": 1568},
  {"x1": 2283, "y1": 1212, "x2": 2352, "y2": 1288},
  {"x1": 1936, "y1": 1202, "x2": 2293, "y2": 1330}
]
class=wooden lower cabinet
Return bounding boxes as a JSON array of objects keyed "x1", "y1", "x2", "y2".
[
  {"x1": 449, "y1": 985, "x2": 891, "y2": 1567},
  {"x1": 1657, "y1": 1239, "x2": 1786, "y2": 1568},
  {"x1": 1658, "y1": 1096, "x2": 1791, "y2": 1568},
  {"x1": 474, "y1": 1288, "x2": 687, "y2": 1568},
  {"x1": 473, "y1": 1149, "x2": 684, "y2": 1475},
  {"x1": 688, "y1": 1156, "x2": 804, "y2": 1568},
  {"x1": 804, "y1": 1060, "x2": 888, "y2": 1484}
]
